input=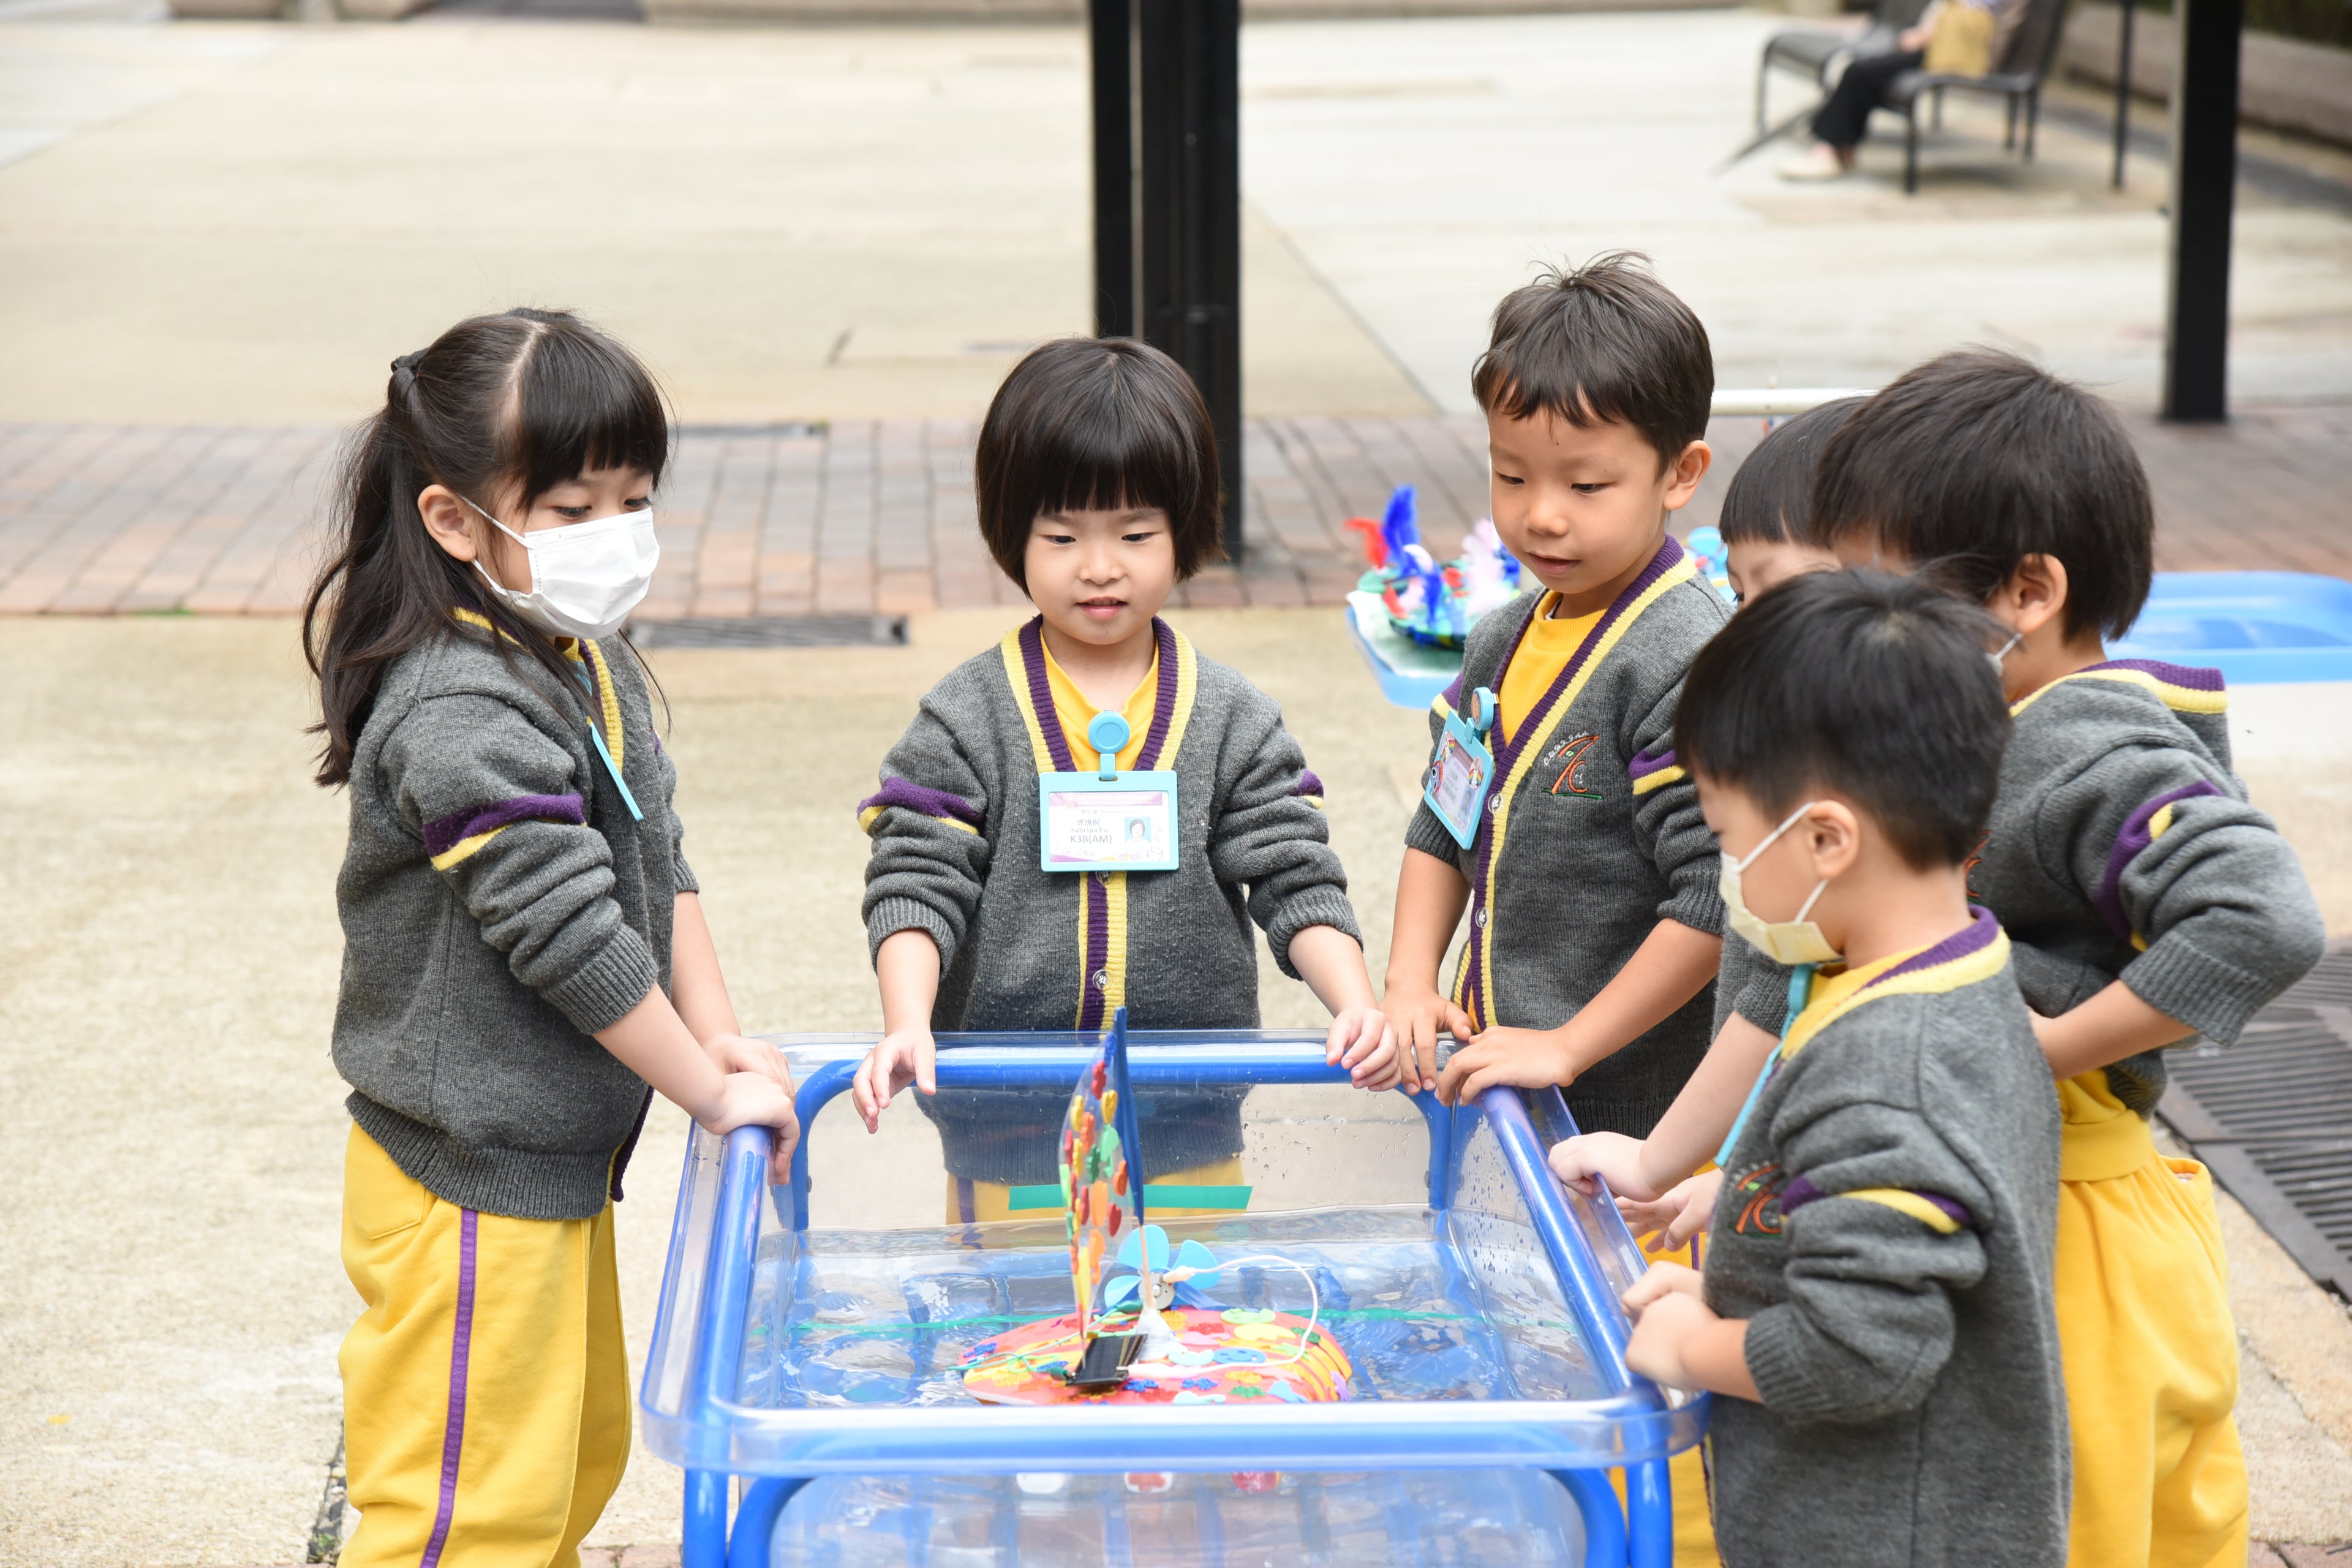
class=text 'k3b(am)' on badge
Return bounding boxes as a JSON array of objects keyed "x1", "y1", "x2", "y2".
[
  {"x1": 1039, "y1": 711, "x2": 1180, "y2": 873},
  {"x1": 1425, "y1": 686, "x2": 1497, "y2": 850}
]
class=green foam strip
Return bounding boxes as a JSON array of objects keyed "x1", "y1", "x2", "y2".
[{"x1": 1005, "y1": 1183, "x2": 1255, "y2": 1212}]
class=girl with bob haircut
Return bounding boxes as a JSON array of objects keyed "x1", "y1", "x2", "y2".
[
  {"x1": 851, "y1": 337, "x2": 1397, "y2": 1221},
  {"x1": 304, "y1": 307, "x2": 798, "y2": 1568}
]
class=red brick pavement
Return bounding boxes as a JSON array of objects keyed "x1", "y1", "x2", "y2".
[{"x1": 1, "y1": 409, "x2": 2345, "y2": 619}]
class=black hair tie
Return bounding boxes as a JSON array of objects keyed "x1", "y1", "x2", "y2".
[{"x1": 389, "y1": 352, "x2": 423, "y2": 398}]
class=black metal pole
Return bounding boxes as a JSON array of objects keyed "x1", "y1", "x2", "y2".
[
  {"x1": 2111, "y1": 0, "x2": 2134, "y2": 189},
  {"x1": 2161, "y1": 0, "x2": 2242, "y2": 422},
  {"x1": 1088, "y1": 0, "x2": 1135, "y2": 337},
  {"x1": 1136, "y1": 0, "x2": 1243, "y2": 560}
]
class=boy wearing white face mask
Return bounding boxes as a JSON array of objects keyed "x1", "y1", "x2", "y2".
[
  {"x1": 1619, "y1": 570, "x2": 2068, "y2": 1568},
  {"x1": 303, "y1": 308, "x2": 800, "y2": 1568}
]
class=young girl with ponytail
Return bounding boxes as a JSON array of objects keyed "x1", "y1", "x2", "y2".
[{"x1": 303, "y1": 307, "x2": 799, "y2": 1568}]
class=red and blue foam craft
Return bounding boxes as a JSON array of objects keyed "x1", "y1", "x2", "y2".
[{"x1": 1346, "y1": 485, "x2": 1523, "y2": 649}]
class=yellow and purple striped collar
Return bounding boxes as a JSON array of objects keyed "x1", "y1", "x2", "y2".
[
  {"x1": 1782, "y1": 906, "x2": 2011, "y2": 1059},
  {"x1": 997, "y1": 616, "x2": 1197, "y2": 1033},
  {"x1": 2011, "y1": 657, "x2": 2226, "y2": 721},
  {"x1": 451, "y1": 608, "x2": 624, "y2": 767},
  {"x1": 1450, "y1": 534, "x2": 1698, "y2": 1031},
  {"x1": 998, "y1": 616, "x2": 1196, "y2": 777}
]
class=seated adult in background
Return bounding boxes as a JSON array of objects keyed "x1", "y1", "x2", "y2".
[{"x1": 1778, "y1": 0, "x2": 2022, "y2": 182}]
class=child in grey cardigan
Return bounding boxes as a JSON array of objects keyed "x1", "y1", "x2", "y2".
[
  {"x1": 1624, "y1": 571, "x2": 2068, "y2": 1568},
  {"x1": 1811, "y1": 350, "x2": 2322, "y2": 1568},
  {"x1": 309, "y1": 310, "x2": 797, "y2": 1568},
  {"x1": 850, "y1": 339, "x2": 1396, "y2": 1215},
  {"x1": 1387, "y1": 255, "x2": 1732, "y2": 1139}
]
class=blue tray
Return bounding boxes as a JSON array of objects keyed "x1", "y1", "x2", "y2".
[
  {"x1": 1343, "y1": 591, "x2": 1461, "y2": 710},
  {"x1": 640, "y1": 1031, "x2": 1705, "y2": 1568},
  {"x1": 2111, "y1": 571, "x2": 2352, "y2": 685}
]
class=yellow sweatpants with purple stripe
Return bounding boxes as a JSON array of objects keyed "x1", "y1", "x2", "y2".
[
  {"x1": 338, "y1": 1126, "x2": 631, "y2": 1568},
  {"x1": 2055, "y1": 1077, "x2": 2247, "y2": 1568}
]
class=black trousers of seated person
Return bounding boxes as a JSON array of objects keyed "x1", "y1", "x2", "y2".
[{"x1": 1811, "y1": 48, "x2": 1926, "y2": 149}]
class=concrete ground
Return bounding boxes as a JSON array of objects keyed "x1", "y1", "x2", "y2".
[
  {"x1": 5, "y1": 611, "x2": 2351, "y2": 1566},
  {"x1": 5, "y1": 2, "x2": 2352, "y2": 1562},
  {"x1": 2, "y1": 9, "x2": 2351, "y2": 423}
]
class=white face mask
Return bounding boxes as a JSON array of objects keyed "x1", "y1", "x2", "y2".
[
  {"x1": 466, "y1": 497, "x2": 658, "y2": 641},
  {"x1": 1719, "y1": 801, "x2": 1844, "y2": 965}
]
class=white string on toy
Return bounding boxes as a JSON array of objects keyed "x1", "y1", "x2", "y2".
[{"x1": 1208, "y1": 1254, "x2": 1323, "y2": 1369}]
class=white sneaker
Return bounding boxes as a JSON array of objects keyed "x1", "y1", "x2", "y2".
[{"x1": 1776, "y1": 143, "x2": 1849, "y2": 182}]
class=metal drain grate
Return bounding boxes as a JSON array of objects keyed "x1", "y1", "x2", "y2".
[
  {"x1": 630, "y1": 615, "x2": 909, "y2": 650},
  {"x1": 2160, "y1": 946, "x2": 2352, "y2": 1298}
]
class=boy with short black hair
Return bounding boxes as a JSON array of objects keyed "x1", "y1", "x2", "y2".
[
  {"x1": 1623, "y1": 568, "x2": 2069, "y2": 1568},
  {"x1": 1382, "y1": 252, "x2": 1729, "y2": 1136},
  {"x1": 1379, "y1": 252, "x2": 1733, "y2": 1565},
  {"x1": 1812, "y1": 348, "x2": 2326, "y2": 1568},
  {"x1": 1714, "y1": 398, "x2": 1854, "y2": 606}
]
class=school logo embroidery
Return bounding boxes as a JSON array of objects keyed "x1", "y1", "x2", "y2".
[
  {"x1": 1543, "y1": 733, "x2": 1602, "y2": 798},
  {"x1": 1728, "y1": 1163, "x2": 1790, "y2": 1237}
]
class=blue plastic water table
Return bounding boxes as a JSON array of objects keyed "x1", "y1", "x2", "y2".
[
  {"x1": 641, "y1": 1031, "x2": 1705, "y2": 1568},
  {"x1": 2109, "y1": 571, "x2": 2352, "y2": 685}
]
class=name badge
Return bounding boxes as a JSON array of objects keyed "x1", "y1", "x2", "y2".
[
  {"x1": 1039, "y1": 712, "x2": 1180, "y2": 873},
  {"x1": 1424, "y1": 686, "x2": 1497, "y2": 850}
]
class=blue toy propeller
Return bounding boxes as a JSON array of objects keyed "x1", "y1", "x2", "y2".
[{"x1": 1104, "y1": 1224, "x2": 1223, "y2": 1309}]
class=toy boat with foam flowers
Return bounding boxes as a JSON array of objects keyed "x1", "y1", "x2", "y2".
[
  {"x1": 959, "y1": 1293, "x2": 1357, "y2": 1408},
  {"x1": 1344, "y1": 484, "x2": 1524, "y2": 650},
  {"x1": 956, "y1": 1009, "x2": 1355, "y2": 1409}
]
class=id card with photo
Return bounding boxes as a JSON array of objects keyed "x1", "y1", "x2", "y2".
[
  {"x1": 1038, "y1": 771, "x2": 1180, "y2": 873},
  {"x1": 1424, "y1": 702, "x2": 1495, "y2": 850}
]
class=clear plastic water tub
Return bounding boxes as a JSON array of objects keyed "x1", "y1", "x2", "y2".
[{"x1": 640, "y1": 1031, "x2": 1706, "y2": 1568}]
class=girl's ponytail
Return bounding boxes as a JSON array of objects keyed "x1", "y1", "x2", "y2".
[{"x1": 302, "y1": 309, "x2": 671, "y2": 787}]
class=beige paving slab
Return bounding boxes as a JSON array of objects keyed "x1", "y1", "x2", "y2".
[
  {"x1": 1240, "y1": 11, "x2": 2352, "y2": 412},
  {"x1": 9, "y1": 10, "x2": 2351, "y2": 435},
  {"x1": 0, "y1": 15, "x2": 1422, "y2": 426}
]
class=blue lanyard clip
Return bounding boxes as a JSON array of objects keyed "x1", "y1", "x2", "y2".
[
  {"x1": 574, "y1": 662, "x2": 644, "y2": 823},
  {"x1": 1711, "y1": 962, "x2": 1817, "y2": 1170}
]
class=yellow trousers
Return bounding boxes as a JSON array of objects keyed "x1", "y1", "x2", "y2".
[
  {"x1": 339, "y1": 1125, "x2": 631, "y2": 1568},
  {"x1": 2054, "y1": 1077, "x2": 2247, "y2": 1568},
  {"x1": 1608, "y1": 1228, "x2": 1719, "y2": 1568}
]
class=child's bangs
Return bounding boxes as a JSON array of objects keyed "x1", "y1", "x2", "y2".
[
  {"x1": 1473, "y1": 339, "x2": 1682, "y2": 475},
  {"x1": 507, "y1": 328, "x2": 673, "y2": 502},
  {"x1": 1031, "y1": 401, "x2": 1200, "y2": 524},
  {"x1": 1476, "y1": 357, "x2": 1624, "y2": 433}
]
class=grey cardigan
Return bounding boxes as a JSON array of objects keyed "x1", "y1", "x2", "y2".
[
  {"x1": 333, "y1": 616, "x2": 688, "y2": 1219},
  {"x1": 1703, "y1": 910, "x2": 2068, "y2": 1568},
  {"x1": 1405, "y1": 537, "x2": 1730, "y2": 1136},
  {"x1": 1975, "y1": 660, "x2": 2324, "y2": 1109},
  {"x1": 859, "y1": 616, "x2": 1358, "y2": 1182}
]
